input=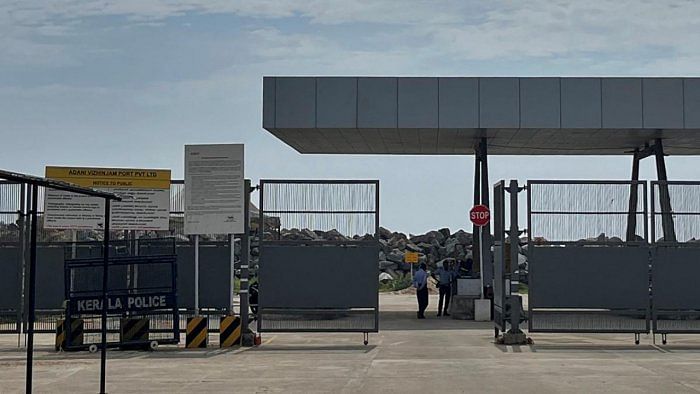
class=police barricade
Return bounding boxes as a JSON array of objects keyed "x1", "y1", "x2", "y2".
[{"x1": 63, "y1": 244, "x2": 179, "y2": 351}]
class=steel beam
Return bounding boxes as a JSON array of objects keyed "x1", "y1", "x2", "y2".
[
  {"x1": 626, "y1": 149, "x2": 640, "y2": 242},
  {"x1": 654, "y1": 139, "x2": 677, "y2": 242}
]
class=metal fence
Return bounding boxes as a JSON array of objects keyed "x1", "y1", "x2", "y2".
[
  {"x1": 258, "y1": 180, "x2": 379, "y2": 334},
  {"x1": 651, "y1": 181, "x2": 700, "y2": 244},
  {"x1": 0, "y1": 180, "x2": 222, "y2": 244},
  {"x1": 0, "y1": 178, "x2": 237, "y2": 336},
  {"x1": 528, "y1": 180, "x2": 647, "y2": 244},
  {"x1": 0, "y1": 181, "x2": 24, "y2": 333},
  {"x1": 261, "y1": 180, "x2": 378, "y2": 242}
]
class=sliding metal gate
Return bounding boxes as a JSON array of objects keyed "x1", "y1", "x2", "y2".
[
  {"x1": 527, "y1": 181, "x2": 650, "y2": 335},
  {"x1": 257, "y1": 180, "x2": 379, "y2": 334},
  {"x1": 651, "y1": 181, "x2": 700, "y2": 336}
]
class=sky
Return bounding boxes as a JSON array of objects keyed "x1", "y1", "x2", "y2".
[{"x1": 2, "y1": 0, "x2": 700, "y2": 234}]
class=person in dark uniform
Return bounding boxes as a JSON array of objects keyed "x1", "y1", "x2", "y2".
[
  {"x1": 433, "y1": 260, "x2": 457, "y2": 316},
  {"x1": 412, "y1": 263, "x2": 429, "y2": 319}
]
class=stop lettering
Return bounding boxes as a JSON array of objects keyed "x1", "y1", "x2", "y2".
[{"x1": 469, "y1": 205, "x2": 490, "y2": 227}]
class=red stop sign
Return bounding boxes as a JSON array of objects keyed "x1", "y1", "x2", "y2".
[{"x1": 469, "y1": 204, "x2": 490, "y2": 227}]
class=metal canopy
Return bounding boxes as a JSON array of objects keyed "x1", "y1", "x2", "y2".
[{"x1": 262, "y1": 77, "x2": 700, "y2": 155}]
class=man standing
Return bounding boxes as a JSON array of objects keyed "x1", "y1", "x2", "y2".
[
  {"x1": 433, "y1": 260, "x2": 456, "y2": 317},
  {"x1": 413, "y1": 263, "x2": 429, "y2": 319}
]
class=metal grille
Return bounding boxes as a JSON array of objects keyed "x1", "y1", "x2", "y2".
[
  {"x1": 259, "y1": 308, "x2": 377, "y2": 332},
  {"x1": 261, "y1": 180, "x2": 379, "y2": 242},
  {"x1": 528, "y1": 180, "x2": 647, "y2": 244},
  {"x1": 530, "y1": 311, "x2": 649, "y2": 333},
  {"x1": 654, "y1": 313, "x2": 700, "y2": 333},
  {"x1": 0, "y1": 181, "x2": 23, "y2": 243},
  {"x1": 651, "y1": 181, "x2": 700, "y2": 244}
]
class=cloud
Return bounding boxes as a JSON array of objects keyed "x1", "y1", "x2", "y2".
[{"x1": 3, "y1": 0, "x2": 700, "y2": 72}]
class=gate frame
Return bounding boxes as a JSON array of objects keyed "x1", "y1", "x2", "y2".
[
  {"x1": 650, "y1": 180, "x2": 700, "y2": 342},
  {"x1": 257, "y1": 179, "x2": 380, "y2": 339},
  {"x1": 525, "y1": 179, "x2": 651, "y2": 339}
]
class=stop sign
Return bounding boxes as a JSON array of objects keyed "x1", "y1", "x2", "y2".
[{"x1": 469, "y1": 204, "x2": 490, "y2": 227}]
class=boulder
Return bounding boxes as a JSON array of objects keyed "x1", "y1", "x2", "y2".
[
  {"x1": 438, "y1": 227, "x2": 451, "y2": 239},
  {"x1": 379, "y1": 227, "x2": 392, "y2": 240},
  {"x1": 323, "y1": 229, "x2": 348, "y2": 241},
  {"x1": 384, "y1": 268, "x2": 399, "y2": 279},
  {"x1": 410, "y1": 230, "x2": 444, "y2": 245},
  {"x1": 417, "y1": 242, "x2": 432, "y2": 253},
  {"x1": 301, "y1": 229, "x2": 318, "y2": 240},
  {"x1": 379, "y1": 239, "x2": 391, "y2": 254},
  {"x1": 445, "y1": 237, "x2": 459, "y2": 255},
  {"x1": 406, "y1": 243, "x2": 422, "y2": 253},
  {"x1": 453, "y1": 230, "x2": 473, "y2": 245},
  {"x1": 378, "y1": 272, "x2": 393, "y2": 282},
  {"x1": 456, "y1": 244, "x2": 466, "y2": 260},
  {"x1": 379, "y1": 260, "x2": 398, "y2": 270},
  {"x1": 387, "y1": 249, "x2": 405, "y2": 263}
]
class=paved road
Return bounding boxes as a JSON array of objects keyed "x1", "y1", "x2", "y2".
[{"x1": 1, "y1": 294, "x2": 700, "y2": 393}]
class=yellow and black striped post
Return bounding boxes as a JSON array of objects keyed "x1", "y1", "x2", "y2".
[
  {"x1": 55, "y1": 318, "x2": 84, "y2": 351},
  {"x1": 186, "y1": 317, "x2": 208, "y2": 348},
  {"x1": 219, "y1": 315, "x2": 241, "y2": 348},
  {"x1": 120, "y1": 318, "x2": 149, "y2": 344}
]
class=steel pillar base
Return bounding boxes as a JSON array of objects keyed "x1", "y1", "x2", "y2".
[
  {"x1": 497, "y1": 330, "x2": 529, "y2": 345},
  {"x1": 241, "y1": 332, "x2": 255, "y2": 347}
]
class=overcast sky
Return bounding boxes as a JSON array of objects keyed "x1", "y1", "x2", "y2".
[{"x1": 2, "y1": 1, "x2": 700, "y2": 234}]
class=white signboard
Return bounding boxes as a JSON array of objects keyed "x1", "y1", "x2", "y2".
[
  {"x1": 184, "y1": 144, "x2": 245, "y2": 235},
  {"x1": 43, "y1": 166, "x2": 171, "y2": 231}
]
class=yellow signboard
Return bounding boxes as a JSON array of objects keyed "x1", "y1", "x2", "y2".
[
  {"x1": 45, "y1": 166, "x2": 170, "y2": 189},
  {"x1": 44, "y1": 166, "x2": 172, "y2": 230},
  {"x1": 404, "y1": 252, "x2": 420, "y2": 264}
]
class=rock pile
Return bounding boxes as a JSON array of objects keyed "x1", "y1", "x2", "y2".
[{"x1": 377, "y1": 227, "x2": 475, "y2": 279}]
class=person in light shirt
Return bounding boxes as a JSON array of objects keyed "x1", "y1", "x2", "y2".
[{"x1": 412, "y1": 263, "x2": 429, "y2": 319}]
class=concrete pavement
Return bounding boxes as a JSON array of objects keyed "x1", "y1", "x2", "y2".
[{"x1": 1, "y1": 293, "x2": 700, "y2": 393}]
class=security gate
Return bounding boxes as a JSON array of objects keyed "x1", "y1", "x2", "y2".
[
  {"x1": 527, "y1": 181, "x2": 650, "y2": 336},
  {"x1": 494, "y1": 179, "x2": 700, "y2": 343},
  {"x1": 650, "y1": 181, "x2": 700, "y2": 340},
  {"x1": 257, "y1": 180, "x2": 379, "y2": 339}
]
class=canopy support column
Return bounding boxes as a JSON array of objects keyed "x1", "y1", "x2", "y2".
[
  {"x1": 626, "y1": 149, "x2": 640, "y2": 242},
  {"x1": 473, "y1": 137, "x2": 493, "y2": 294},
  {"x1": 654, "y1": 138, "x2": 676, "y2": 242}
]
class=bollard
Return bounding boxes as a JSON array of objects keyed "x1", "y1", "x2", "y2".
[
  {"x1": 120, "y1": 318, "x2": 149, "y2": 345},
  {"x1": 219, "y1": 315, "x2": 241, "y2": 348},
  {"x1": 186, "y1": 317, "x2": 208, "y2": 348},
  {"x1": 55, "y1": 318, "x2": 84, "y2": 351}
]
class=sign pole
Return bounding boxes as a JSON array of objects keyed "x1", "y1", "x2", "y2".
[
  {"x1": 469, "y1": 204, "x2": 490, "y2": 300},
  {"x1": 194, "y1": 234, "x2": 199, "y2": 315},
  {"x1": 239, "y1": 180, "x2": 251, "y2": 341},
  {"x1": 479, "y1": 226, "x2": 484, "y2": 299},
  {"x1": 229, "y1": 233, "x2": 234, "y2": 314},
  {"x1": 25, "y1": 184, "x2": 38, "y2": 394},
  {"x1": 99, "y1": 199, "x2": 111, "y2": 394}
]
